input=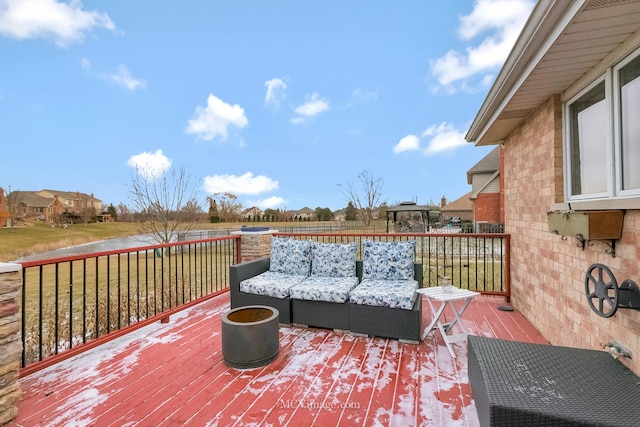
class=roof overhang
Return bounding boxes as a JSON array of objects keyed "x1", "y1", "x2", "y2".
[{"x1": 465, "y1": 0, "x2": 640, "y2": 146}]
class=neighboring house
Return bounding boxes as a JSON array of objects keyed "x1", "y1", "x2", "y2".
[
  {"x1": 241, "y1": 206, "x2": 262, "y2": 220},
  {"x1": 466, "y1": 146, "x2": 503, "y2": 227},
  {"x1": 333, "y1": 208, "x2": 346, "y2": 221},
  {"x1": 466, "y1": 0, "x2": 640, "y2": 375},
  {"x1": 8, "y1": 190, "x2": 102, "y2": 224},
  {"x1": 36, "y1": 190, "x2": 102, "y2": 214},
  {"x1": 289, "y1": 207, "x2": 315, "y2": 221},
  {"x1": 439, "y1": 193, "x2": 473, "y2": 224}
]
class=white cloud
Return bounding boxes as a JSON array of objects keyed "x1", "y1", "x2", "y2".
[
  {"x1": 0, "y1": 0, "x2": 116, "y2": 48},
  {"x1": 202, "y1": 172, "x2": 278, "y2": 195},
  {"x1": 247, "y1": 196, "x2": 287, "y2": 210},
  {"x1": 186, "y1": 94, "x2": 248, "y2": 141},
  {"x1": 81, "y1": 57, "x2": 90, "y2": 70},
  {"x1": 292, "y1": 93, "x2": 329, "y2": 123},
  {"x1": 393, "y1": 134, "x2": 420, "y2": 154},
  {"x1": 421, "y1": 122, "x2": 467, "y2": 155},
  {"x1": 345, "y1": 88, "x2": 378, "y2": 108},
  {"x1": 127, "y1": 149, "x2": 172, "y2": 180},
  {"x1": 351, "y1": 88, "x2": 378, "y2": 103},
  {"x1": 264, "y1": 78, "x2": 286, "y2": 110},
  {"x1": 429, "y1": 0, "x2": 534, "y2": 94},
  {"x1": 101, "y1": 65, "x2": 146, "y2": 91}
]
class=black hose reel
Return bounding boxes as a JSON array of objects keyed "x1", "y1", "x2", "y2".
[{"x1": 585, "y1": 263, "x2": 640, "y2": 318}]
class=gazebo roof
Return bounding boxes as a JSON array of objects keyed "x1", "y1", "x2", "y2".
[{"x1": 386, "y1": 201, "x2": 434, "y2": 213}]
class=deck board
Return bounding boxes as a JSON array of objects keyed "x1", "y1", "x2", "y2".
[{"x1": 10, "y1": 292, "x2": 548, "y2": 427}]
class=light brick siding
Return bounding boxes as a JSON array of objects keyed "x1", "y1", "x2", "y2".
[{"x1": 505, "y1": 95, "x2": 640, "y2": 375}]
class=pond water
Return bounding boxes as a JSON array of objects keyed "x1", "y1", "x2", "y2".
[
  {"x1": 15, "y1": 225, "x2": 361, "y2": 262},
  {"x1": 16, "y1": 229, "x2": 234, "y2": 262}
]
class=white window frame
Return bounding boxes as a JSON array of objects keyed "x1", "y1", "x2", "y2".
[
  {"x1": 562, "y1": 47, "x2": 640, "y2": 209},
  {"x1": 613, "y1": 50, "x2": 640, "y2": 199}
]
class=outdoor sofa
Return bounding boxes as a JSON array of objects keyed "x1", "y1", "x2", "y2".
[{"x1": 229, "y1": 237, "x2": 423, "y2": 341}]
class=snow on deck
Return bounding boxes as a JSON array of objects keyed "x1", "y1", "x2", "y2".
[{"x1": 11, "y1": 292, "x2": 547, "y2": 427}]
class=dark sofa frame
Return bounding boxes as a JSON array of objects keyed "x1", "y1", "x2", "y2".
[
  {"x1": 229, "y1": 257, "x2": 293, "y2": 324},
  {"x1": 229, "y1": 257, "x2": 423, "y2": 341}
]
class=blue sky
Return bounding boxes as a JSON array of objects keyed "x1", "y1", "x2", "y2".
[{"x1": 0, "y1": 0, "x2": 535, "y2": 212}]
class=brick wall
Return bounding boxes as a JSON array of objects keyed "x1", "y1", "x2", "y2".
[
  {"x1": 474, "y1": 193, "x2": 501, "y2": 224},
  {"x1": 504, "y1": 95, "x2": 640, "y2": 375},
  {"x1": 0, "y1": 263, "x2": 22, "y2": 425}
]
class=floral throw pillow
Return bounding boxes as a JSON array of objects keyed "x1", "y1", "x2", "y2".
[
  {"x1": 269, "y1": 237, "x2": 311, "y2": 276},
  {"x1": 311, "y1": 242, "x2": 357, "y2": 277},
  {"x1": 362, "y1": 239, "x2": 415, "y2": 280}
]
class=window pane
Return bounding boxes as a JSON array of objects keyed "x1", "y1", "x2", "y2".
[
  {"x1": 569, "y1": 82, "x2": 607, "y2": 195},
  {"x1": 620, "y1": 56, "x2": 640, "y2": 190}
]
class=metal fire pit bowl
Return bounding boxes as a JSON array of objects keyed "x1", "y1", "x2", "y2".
[{"x1": 221, "y1": 305, "x2": 280, "y2": 369}]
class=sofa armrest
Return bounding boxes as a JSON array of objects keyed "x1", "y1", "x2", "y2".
[
  {"x1": 229, "y1": 257, "x2": 270, "y2": 297},
  {"x1": 414, "y1": 263, "x2": 423, "y2": 286}
]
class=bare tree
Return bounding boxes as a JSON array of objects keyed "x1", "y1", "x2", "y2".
[
  {"x1": 213, "y1": 192, "x2": 242, "y2": 222},
  {"x1": 129, "y1": 165, "x2": 203, "y2": 244},
  {"x1": 3, "y1": 186, "x2": 19, "y2": 227},
  {"x1": 339, "y1": 170, "x2": 386, "y2": 226},
  {"x1": 78, "y1": 192, "x2": 95, "y2": 225},
  {"x1": 117, "y1": 202, "x2": 131, "y2": 222}
]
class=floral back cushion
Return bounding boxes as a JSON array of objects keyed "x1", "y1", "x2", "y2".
[
  {"x1": 269, "y1": 237, "x2": 311, "y2": 276},
  {"x1": 311, "y1": 242, "x2": 357, "y2": 277},
  {"x1": 362, "y1": 239, "x2": 415, "y2": 280}
]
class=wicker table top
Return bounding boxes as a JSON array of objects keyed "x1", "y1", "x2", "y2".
[{"x1": 468, "y1": 335, "x2": 640, "y2": 426}]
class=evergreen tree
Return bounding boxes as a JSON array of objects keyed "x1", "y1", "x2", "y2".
[
  {"x1": 208, "y1": 197, "x2": 221, "y2": 223},
  {"x1": 107, "y1": 204, "x2": 118, "y2": 221},
  {"x1": 345, "y1": 201, "x2": 357, "y2": 221}
]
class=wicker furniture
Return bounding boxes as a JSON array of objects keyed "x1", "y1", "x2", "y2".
[
  {"x1": 349, "y1": 263, "x2": 423, "y2": 342},
  {"x1": 468, "y1": 335, "x2": 640, "y2": 427},
  {"x1": 229, "y1": 258, "x2": 423, "y2": 340},
  {"x1": 229, "y1": 258, "x2": 293, "y2": 324},
  {"x1": 230, "y1": 257, "x2": 360, "y2": 326}
]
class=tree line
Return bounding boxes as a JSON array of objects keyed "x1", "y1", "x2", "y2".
[{"x1": 3, "y1": 167, "x2": 385, "y2": 246}]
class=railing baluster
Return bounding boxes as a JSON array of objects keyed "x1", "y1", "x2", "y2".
[
  {"x1": 69, "y1": 261, "x2": 73, "y2": 350},
  {"x1": 54, "y1": 263, "x2": 59, "y2": 355},
  {"x1": 82, "y1": 259, "x2": 86, "y2": 344}
]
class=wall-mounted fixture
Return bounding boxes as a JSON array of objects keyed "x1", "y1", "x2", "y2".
[
  {"x1": 585, "y1": 263, "x2": 640, "y2": 318},
  {"x1": 547, "y1": 210, "x2": 623, "y2": 257}
]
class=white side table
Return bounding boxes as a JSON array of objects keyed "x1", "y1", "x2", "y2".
[{"x1": 417, "y1": 286, "x2": 480, "y2": 358}]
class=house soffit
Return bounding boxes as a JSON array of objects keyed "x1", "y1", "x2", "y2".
[{"x1": 466, "y1": 0, "x2": 640, "y2": 146}]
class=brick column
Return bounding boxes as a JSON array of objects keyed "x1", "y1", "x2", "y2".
[
  {"x1": 0, "y1": 263, "x2": 22, "y2": 425},
  {"x1": 232, "y1": 229, "x2": 277, "y2": 262}
]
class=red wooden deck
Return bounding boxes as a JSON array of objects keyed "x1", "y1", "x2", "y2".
[{"x1": 10, "y1": 292, "x2": 547, "y2": 427}]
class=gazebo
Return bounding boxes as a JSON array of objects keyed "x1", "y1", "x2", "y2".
[{"x1": 385, "y1": 201, "x2": 439, "y2": 233}]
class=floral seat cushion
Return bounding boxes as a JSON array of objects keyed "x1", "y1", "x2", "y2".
[
  {"x1": 311, "y1": 241, "x2": 357, "y2": 277},
  {"x1": 362, "y1": 239, "x2": 415, "y2": 280},
  {"x1": 270, "y1": 237, "x2": 312, "y2": 276},
  {"x1": 240, "y1": 271, "x2": 307, "y2": 299},
  {"x1": 290, "y1": 276, "x2": 360, "y2": 303},
  {"x1": 349, "y1": 279, "x2": 418, "y2": 310}
]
